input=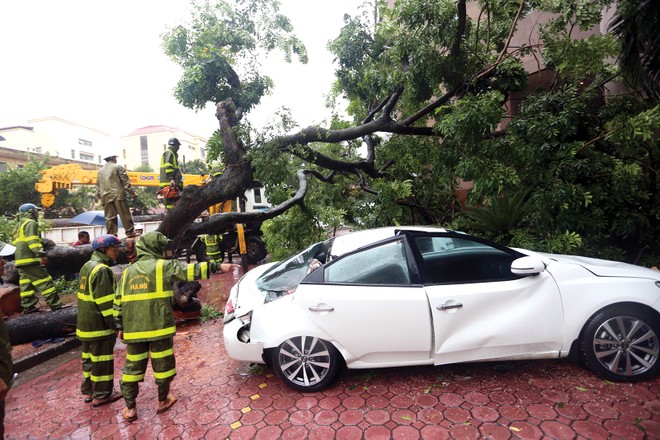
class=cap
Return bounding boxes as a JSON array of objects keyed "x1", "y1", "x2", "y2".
[{"x1": 0, "y1": 241, "x2": 16, "y2": 257}]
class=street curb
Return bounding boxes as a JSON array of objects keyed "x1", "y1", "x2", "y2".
[{"x1": 13, "y1": 337, "x2": 81, "y2": 373}]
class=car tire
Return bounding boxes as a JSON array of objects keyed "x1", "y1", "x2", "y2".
[
  {"x1": 246, "y1": 236, "x2": 267, "y2": 264},
  {"x1": 269, "y1": 336, "x2": 343, "y2": 392},
  {"x1": 580, "y1": 304, "x2": 660, "y2": 382}
]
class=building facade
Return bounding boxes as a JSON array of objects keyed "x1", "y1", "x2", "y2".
[
  {"x1": 0, "y1": 118, "x2": 208, "y2": 172},
  {"x1": 0, "y1": 116, "x2": 115, "y2": 168},
  {"x1": 120, "y1": 125, "x2": 207, "y2": 172}
]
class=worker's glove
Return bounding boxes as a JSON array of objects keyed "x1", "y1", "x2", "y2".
[{"x1": 209, "y1": 261, "x2": 219, "y2": 273}]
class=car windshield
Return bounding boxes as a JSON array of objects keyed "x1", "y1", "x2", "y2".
[{"x1": 256, "y1": 239, "x2": 333, "y2": 293}]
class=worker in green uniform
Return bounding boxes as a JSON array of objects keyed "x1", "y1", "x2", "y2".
[
  {"x1": 12, "y1": 203, "x2": 66, "y2": 313},
  {"x1": 159, "y1": 138, "x2": 183, "y2": 210},
  {"x1": 201, "y1": 234, "x2": 223, "y2": 264},
  {"x1": 97, "y1": 154, "x2": 137, "y2": 237},
  {"x1": 77, "y1": 234, "x2": 123, "y2": 407},
  {"x1": 0, "y1": 241, "x2": 16, "y2": 437},
  {"x1": 113, "y1": 231, "x2": 217, "y2": 422}
]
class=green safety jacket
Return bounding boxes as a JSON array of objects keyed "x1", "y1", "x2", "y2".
[
  {"x1": 201, "y1": 234, "x2": 222, "y2": 260},
  {"x1": 159, "y1": 148, "x2": 182, "y2": 189},
  {"x1": 76, "y1": 251, "x2": 117, "y2": 341},
  {"x1": 114, "y1": 231, "x2": 211, "y2": 343},
  {"x1": 12, "y1": 212, "x2": 45, "y2": 267}
]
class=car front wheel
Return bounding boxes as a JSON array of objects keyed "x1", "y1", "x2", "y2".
[
  {"x1": 580, "y1": 305, "x2": 660, "y2": 381},
  {"x1": 269, "y1": 336, "x2": 342, "y2": 392}
]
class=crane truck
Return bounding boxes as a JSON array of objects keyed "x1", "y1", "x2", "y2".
[{"x1": 35, "y1": 163, "x2": 268, "y2": 264}]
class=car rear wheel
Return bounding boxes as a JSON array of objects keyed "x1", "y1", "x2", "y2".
[
  {"x1": 269, "y1": 336, "x2": 342, "y2": 392},
  {"x1": 580, "y1": 305, "x2": 660, "y2": 381}
]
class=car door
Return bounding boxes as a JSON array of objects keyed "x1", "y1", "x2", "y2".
[
  {"x1": 295, "y1": 237, "x2": 434, "y2": 367},
  {"x1": 411, "y1": 234, "x2": 564, "y2": 365}
]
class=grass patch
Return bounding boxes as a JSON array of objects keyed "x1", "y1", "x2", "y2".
[{"x1": 200, "y1": 304, "x2": 224, "y2": 322}]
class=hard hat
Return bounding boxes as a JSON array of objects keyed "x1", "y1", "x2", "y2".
[
  {"x1": 134, "y1": 223, "x2": 145, "y2": 231},
  {"x1": 168, "y1": 138, "x2": 181, "y2": 147},
  {"x1": 18, "y1": 203, "x2": 41, "y2": 213},
  {"x1": 92, "y1": 234, "x2": 123, "y2": 251},
  {"x1": 103, "y1": 147, "x2": 120, "y2": 161}
]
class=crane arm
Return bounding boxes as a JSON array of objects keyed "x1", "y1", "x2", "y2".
[{"x1": 36, "y1": 163, "x2": 209, "y2": 208}]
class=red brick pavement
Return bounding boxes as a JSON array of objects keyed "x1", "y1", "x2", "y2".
[{"x1": 4, "y1": 269, "x2": 660, "y2": 439}]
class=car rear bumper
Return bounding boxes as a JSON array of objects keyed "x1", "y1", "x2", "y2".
[{"x1": 223, "y1": 317, "x2": 265, "y2": 363}]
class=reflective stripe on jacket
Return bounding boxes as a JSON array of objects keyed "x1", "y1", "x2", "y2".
[
  {"x1": 76, "y1": 251, "x2": 116, "y2": 341},
  {"x1": 202, "y1": 235, "x2": 222, "y2": 258},
  {"x1": 159, "y1": 148, "x2": 182, "y2": 188},
  {"x1": 114, "y1": 251, "x2": 211, "y2": 342},
  {"x1": 12, "y1": 214, "x2": 44, "y2": 267}
]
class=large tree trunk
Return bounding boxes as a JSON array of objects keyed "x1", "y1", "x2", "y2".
[
  {"x1": 5, "y1": 307, "x2": 77, "y2": 345},
  {"x1": 2, "y1": 240, "x2": 137, "y2": 285},
  {"x1": 3, "y1": 277, "x2": 201, "y2": 344}
]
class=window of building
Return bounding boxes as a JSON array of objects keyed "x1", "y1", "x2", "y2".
[
  {"x1": 140, "y1": 136, "x2": 148, "y2": 165},
  {"x1": 0, "y1": 162, "x2": 7, "y2": 173},
  {"x1": 254, "y1": 188, "x2": 262, "y2": 204},
  {"x1": 71, "y1": 149, "x2": 76, "y2": 159},
  {"x1": 79, "y1": 138, "x2": 92, "y2": 146},
  {"x1": 79, "y1": 153, "x2": 94, "y2": 161}
]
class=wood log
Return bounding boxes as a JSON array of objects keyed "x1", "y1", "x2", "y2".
[
  {"x1": 5, "y1": 307, "x2": 78, "y2": 345},
  {"x1": 2, "y1": 243, "x2": 135, "y2": 285}
]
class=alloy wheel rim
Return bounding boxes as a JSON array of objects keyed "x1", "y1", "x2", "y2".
[
  {"x1": 593, "y1": 316, "x2": 659, "y2": 376},
  {"x1": 278, "y1": 336, "x2": 331, "y2": 387}
]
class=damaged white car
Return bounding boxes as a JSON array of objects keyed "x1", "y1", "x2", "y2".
[{"x1": 223, "y1": 226, "x2": 660, "y2": 392}]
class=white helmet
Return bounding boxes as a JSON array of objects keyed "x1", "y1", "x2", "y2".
[{"x1": 134, "y1": 223, "x2": 145, "y2": 231}]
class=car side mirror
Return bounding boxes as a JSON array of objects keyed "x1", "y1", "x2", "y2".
[{"x1": 511, "y1": 256, "x2": 546, "y2": 276}]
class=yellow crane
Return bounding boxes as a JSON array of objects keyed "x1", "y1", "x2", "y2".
[
  {"x1": 34, "y1": 163, "x2": 266, "y2": 265},
  {"x1": 35, "y1": 163, "x2": 209, "y2": 208}
]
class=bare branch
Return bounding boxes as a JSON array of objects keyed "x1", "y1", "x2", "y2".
[
  {"x1": 400, "y1": 87, "x2": 460, "y2": 126},
  {"x1": 451, "y1": 0, "x2": 467, "y2": 57},
  {"x1": 476, "y1": 0, "x2": 526, "y2": 81},
  {"x1": 188, "y1": 169, "x2": 312, "y2": 235}
]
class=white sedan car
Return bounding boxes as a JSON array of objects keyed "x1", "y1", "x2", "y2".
[{"x1": 223, "y1": 226, "x2": 660, "y2": 392}]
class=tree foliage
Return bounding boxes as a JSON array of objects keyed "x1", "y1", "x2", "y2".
[
  {"x1": 0, "y1": 156, "x2": 49, "y2": 217},
  {"x1": 161, "y1": 0, "x2": 659, "y2": 265}
]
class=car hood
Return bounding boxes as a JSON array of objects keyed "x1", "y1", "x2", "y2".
[
  {"x1": 536, "y1": 252, "x2": 660, "y2": 280},
  {"x1": 232, "y1": 262, "x2": 276, "y2": 317}
]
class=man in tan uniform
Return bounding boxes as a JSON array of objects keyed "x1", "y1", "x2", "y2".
[{"x1": 97, "y1": 154, "x2": 137, "y2": 238}]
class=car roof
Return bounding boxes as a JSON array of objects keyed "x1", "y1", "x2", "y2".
[{"x1": 329, "y1": 226, "x2": 448, "y2": 258}]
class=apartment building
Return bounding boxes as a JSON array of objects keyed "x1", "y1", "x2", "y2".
[
  {"x1": 0, "y1": 117, "x2": 208, "y2": 172},
  {"x1": 0, "y1": 116, "x2": 114, "y2": 169},
  {"x1": 119, "y1": 125, "x2": 207, "y2": 172}
]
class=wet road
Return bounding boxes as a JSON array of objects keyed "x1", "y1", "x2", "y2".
[{"x1": 4, "y1": 267, "x2": 660, "y2": 439}]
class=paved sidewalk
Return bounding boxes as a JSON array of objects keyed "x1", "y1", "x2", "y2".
[{"x1": 4, "y1": 271, "x2": 660, "y2": 439}]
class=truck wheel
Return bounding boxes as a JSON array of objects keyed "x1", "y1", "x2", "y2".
[{"x1": 246, "y1": 236, "x2": 267, "y2": 263}]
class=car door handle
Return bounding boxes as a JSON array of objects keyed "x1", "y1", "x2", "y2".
[
  {"x1": 437, "y1": 302, "x2": 463, "y2": 311},
  {"x1": 309, "y1": 305, "x2": 334, "y2": 312}
]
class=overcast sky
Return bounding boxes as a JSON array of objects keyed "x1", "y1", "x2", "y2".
[{"x1": 0, "y1": 0, "x2": 362, "y2": 138}]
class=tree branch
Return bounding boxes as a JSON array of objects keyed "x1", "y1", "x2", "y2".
[{"x1": 188, "y1": 169, "x2": 311, "y2": 235}]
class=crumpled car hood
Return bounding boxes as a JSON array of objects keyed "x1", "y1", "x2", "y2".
[
  {"x1": 537, "y1": 252, "x2": 660, "y2": 279},
  {"x1": 233, "y1": 262, "x2": 276, "y2": 316}
]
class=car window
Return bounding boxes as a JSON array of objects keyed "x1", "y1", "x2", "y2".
[
  {"x1": 415, "y1": 236, "x2": 520, "y2": 284},
  {"x1": 324, "y1": 239, "x2": 411, "y2": 285}
]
